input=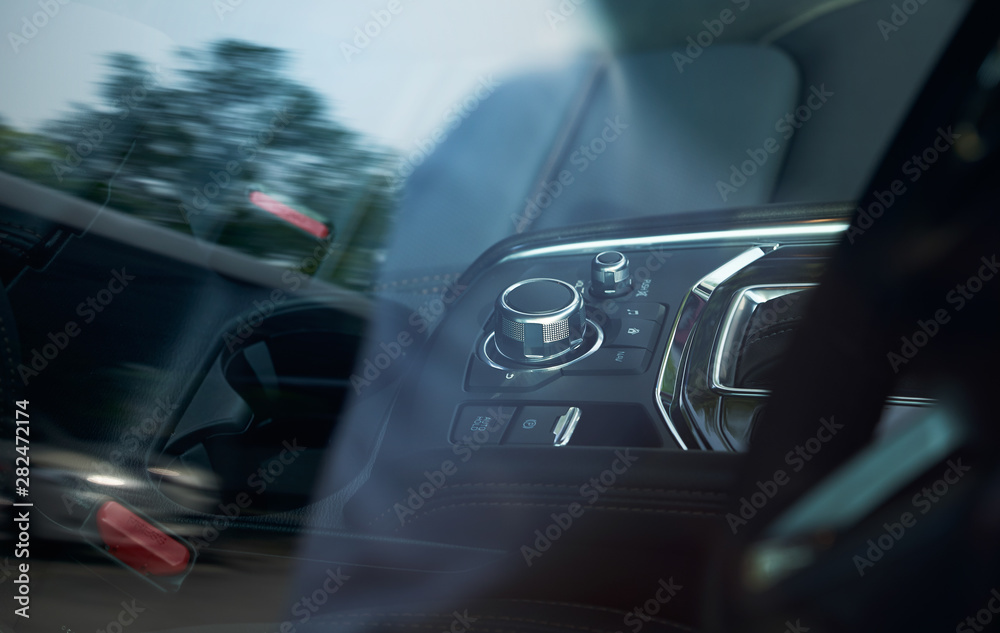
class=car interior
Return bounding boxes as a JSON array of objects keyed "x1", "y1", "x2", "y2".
[{"x1": 2, "y1": 1, "x2": 1000, "y2": 632}]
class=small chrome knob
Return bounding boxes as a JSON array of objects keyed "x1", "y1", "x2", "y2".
[
  {"x1": 590, "y1": 251, "x2": 631, "y2": 297},
  {"x1": 494, "y1": 278, "x2": 586, "y2": 363}
]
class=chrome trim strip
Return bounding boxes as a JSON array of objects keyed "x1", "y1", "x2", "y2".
[
  {"x1": 712, "y1": 285, "x2": 816, "y2": 391},
  {"x1": 499, "y1": 222, "x2": 849, "y2": 264},
  {"x1": 655, "y1": 296, "x2": 693, "y2": 450},
  {"x1": 655, "y1": 249, "x2": 786, "y2": 450},
  {"x1": 711, "y1": 285, "x2": 937, "y2": 407},
  {"x1": 693, "y1": 246, "x2": 772, "y2": 300}
]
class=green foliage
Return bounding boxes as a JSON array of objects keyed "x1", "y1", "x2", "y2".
[{"x1": 0, "y1": 40, "x2": 399, "y2": 290}]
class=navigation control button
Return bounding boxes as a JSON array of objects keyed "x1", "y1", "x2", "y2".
[{"x1": 562, "y1": 348, "x2": 650, "y2": 375}]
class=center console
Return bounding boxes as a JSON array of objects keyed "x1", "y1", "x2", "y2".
[
  {"x1": 367, "y1": 205, "x2": 937, "y2": 466},
  {"x1": 365, "y1": 206, "x2": 928, "y2": 470}
]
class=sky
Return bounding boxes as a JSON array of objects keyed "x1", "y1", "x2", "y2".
[{"x1": 0, "y1": 0, "x2": 605, "y2": 154}]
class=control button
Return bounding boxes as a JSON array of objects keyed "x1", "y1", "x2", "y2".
[
  {"x1": 96, "y1": 501, "x2": 191, "y2": 576},
  {"x1": 504, "y1": 407, "x2": 563, "y2": 445},
  {"x1": 607, "y1": 317, "x2": 659, "y2": 350},
  {"x1": 466, "y1": 358, "x2": 560, "y2": 391},
  {"x1": 591, "y1": 251, "x2": 632, "y2": 297},
  {"x1": 552, "y1": 407, "x2": 582, "y2": 446},
  {"x1": 494, "y1": 278, "x2": 586, "y2": 364},
  {"x1": 619, "y1": 303, "x2": 666, "y2": 323},
  {"x1": 452, "y1": 405, "x2": 517, "y2": 445},
  {"x1": 562, "y1": 348, "x2": 650, "y2": 375}
]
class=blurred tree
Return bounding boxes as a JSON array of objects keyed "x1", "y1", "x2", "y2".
[{"x1": 1, "y1": 40, "x2": 396, "y2": 289}]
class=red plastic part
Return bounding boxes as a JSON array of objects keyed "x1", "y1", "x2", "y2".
[
  {"x1": 249, "y1": 190, "x2": 330, "y2": 238},
  {"x1": 96, "y1": 501, "x2": 190, "y2": 576}
]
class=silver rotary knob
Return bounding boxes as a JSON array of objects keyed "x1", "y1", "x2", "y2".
[
  {"x1": 590, "y1": 251, "x2": 631, "y2": 297},
  {"x1": 495, "y1": 278, "x2": 586, "y2": 363}
]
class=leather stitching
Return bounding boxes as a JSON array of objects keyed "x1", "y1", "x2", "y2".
[
  {"x1": 309, "y1": 610, "x2": 680, "y2": 633},
  {"x1": 365, "y1": 485, "x2": 727, "y2": 528},
  {"x1": 0, "y1": 220, "x2": 45, "y2": 239},
  {"x1": 394, "y1": 501, "x2": 723, "y2": 533}
]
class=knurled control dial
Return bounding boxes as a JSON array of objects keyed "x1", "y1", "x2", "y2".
[
  {"x1": 590, "y1": 251, "x2": 632, "y2": 297},
  {"x1": 494, "y1": 278, "x2": 586, "y2": 364}
]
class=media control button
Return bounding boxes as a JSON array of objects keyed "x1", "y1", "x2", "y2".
[
  {"x1": 606, "y1": 317, "x2": 659, "y2": 350},
  {"x1": 619, "y1": 303, "x2": 666, "y2": 323}
]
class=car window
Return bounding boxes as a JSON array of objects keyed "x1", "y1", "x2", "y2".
[{"x1": 0, "y1": 0, "x2": 604, "y2": 289}]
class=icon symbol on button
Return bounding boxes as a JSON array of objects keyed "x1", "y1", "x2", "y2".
[
  {"x1": 472, "y1": 416, "x2": 492, "y2": 432},
  {"x1": 627, "y1": 309, "x2": 639, "y2": 316},
  {"x1": 522, "y1": 419, "x2": 537, "y2": 429},
  {"x1": 628, "y1": 327, "x2": 640, "y2": 335},
  {"x1": 615, "y1": 351, "x2": 626, "y2": 362}
]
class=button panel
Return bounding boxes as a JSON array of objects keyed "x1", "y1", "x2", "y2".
[{"x1": 452, "y1": 405, "x2": 583, "y2": 446}]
